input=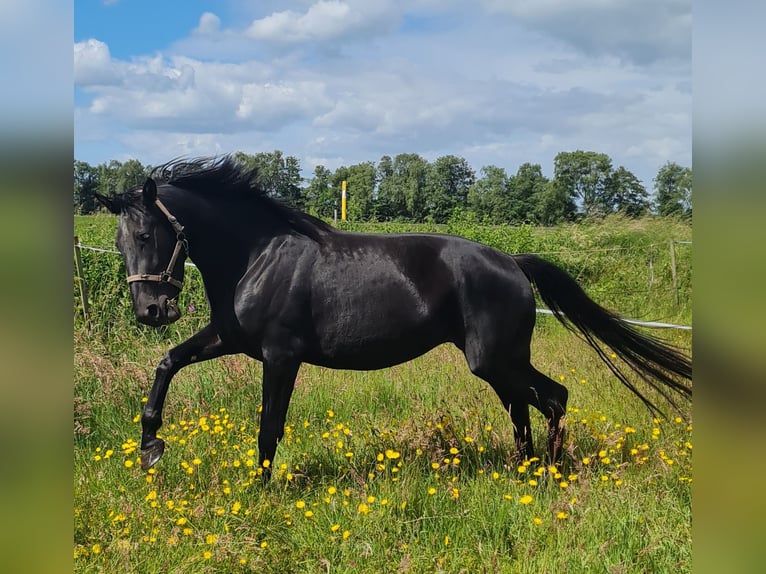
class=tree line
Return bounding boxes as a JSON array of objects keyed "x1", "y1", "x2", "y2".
[{"x1": 74, "y1": 150, "x2": 692, "y2": 224}]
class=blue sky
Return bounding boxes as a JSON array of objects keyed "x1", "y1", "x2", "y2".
[{"x1": 74, "y1": 0, "x2": 692, "y2": 188}]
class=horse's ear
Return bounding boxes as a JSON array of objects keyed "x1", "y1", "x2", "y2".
[
  {"x1": 142, "y1": 178, "x2": 157, "y2": 205},
  {"x1": 95, "y1": 193, "x2": 119, "y2": 214}
]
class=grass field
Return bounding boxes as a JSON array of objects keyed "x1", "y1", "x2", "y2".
[{"x1": 74, "y1": 215, "x2": 692, "y2": 573}]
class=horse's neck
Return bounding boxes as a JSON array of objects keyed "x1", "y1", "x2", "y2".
[{"x1": 180, "y1": 201, "x2": 285, "y2": 283}]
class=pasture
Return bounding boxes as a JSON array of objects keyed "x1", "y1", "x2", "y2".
[{"x1": 74, "y1": 215, "x2": 691, "y2": 573}]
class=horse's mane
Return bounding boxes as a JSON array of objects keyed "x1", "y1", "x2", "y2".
[{"x1": 150, "y1": 156, "x2": 335, "y2": 243}]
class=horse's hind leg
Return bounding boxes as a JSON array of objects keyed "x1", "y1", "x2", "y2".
[
  {"x1": 464, "y1": 355, "x2": 535, "y2": 460},
  {"x1": 476, "y1": 363, "x2": 568, "y2": 463},
  {"x1": 508, "y1": 398, "x2": 534, "y2": 460},
  {"x1": 525, "y1": 366, "x2": 569, "y2": 463},
  {"x1": 486, "y1": 381, "x2": 534, "y2": 460}
]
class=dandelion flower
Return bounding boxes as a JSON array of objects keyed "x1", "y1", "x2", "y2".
[{"x1": 519, "y1": 495, "x2": 533, "y2": 505}]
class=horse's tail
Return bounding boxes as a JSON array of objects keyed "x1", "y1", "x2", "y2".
[{"x1": 513, "y1": 254, "x2": 691, "y2": 416}]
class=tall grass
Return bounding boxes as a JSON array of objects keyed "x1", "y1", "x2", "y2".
[{"x1": 74, "y1": 215, "x2": 691, "y2": 573}]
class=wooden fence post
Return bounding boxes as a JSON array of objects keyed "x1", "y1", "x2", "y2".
[
  {"x1": 74, "y1": 236, "x2": 91, "y2": 331},
  {"x1": 669, "y1": 239, "x2": 678, "y2": 306}
]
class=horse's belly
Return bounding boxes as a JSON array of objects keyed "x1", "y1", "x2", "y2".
[{"x1": 307, "y1": 333, "x2": 444, "y2": 370}]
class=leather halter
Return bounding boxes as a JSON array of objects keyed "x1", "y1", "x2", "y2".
[{"x1": 126, "y1": 198, "x2": 188, "y2": 291}]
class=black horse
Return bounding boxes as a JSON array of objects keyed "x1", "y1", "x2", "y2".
[{"x1": 96, "y1": 156, "x2": 691, "y2": 476}]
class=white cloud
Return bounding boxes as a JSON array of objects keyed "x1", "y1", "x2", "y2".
[
  {"x1": 246, "y1": 0, "x2": 397, "y2": 43},
  {"x1": 194, "y1": 12, "x2": 221, "y2": 35},
  {"x1": 248, "y1": 1, "x2": 350, "y2": 41},
  {"x1": 74, "y1": 39, "x2": 121, "y2": 85},
  {"x1": 482, "y1": 0, "x2": 691, "y2": 65},
  {"x1": 75, "y1": 1, "x2": 691, "y2": 187},
  {"x1": 75, "y1": 41, "x2": 332, "y2": 133}
]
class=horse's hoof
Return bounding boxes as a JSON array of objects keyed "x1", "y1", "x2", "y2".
[{"x1": 140, "y1": 439, "x2": 165, "y2": 470}]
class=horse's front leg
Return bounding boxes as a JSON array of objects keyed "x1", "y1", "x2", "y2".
[
  {"x1": 140, "y1": 324, "x2": 230, "y2": 470},
  {"x1": 257, "y1": 358, "x2": 300, "y2": 480}
]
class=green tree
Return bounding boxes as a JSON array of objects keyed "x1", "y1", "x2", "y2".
[
  {"x1": 74, "y1": 160, "x2": 99, "y2": 214},
  {"x1": 468, "y1": 165, "x2": 510, "y2": 223},
  {"x1": 375, "y1": 155, "x2": 403, "y2": 220},
  {"x1": 376, "y1": 153, "x2": 429, "y2": 221},
  {"x1": 304, "y1": 165, "x2": 336, "y2": 219},
  {"x1": 607, "y1": 166, "x2": 649, "y2": 217},
  {"x1": 345, "y1": 162, "x2": 377, "y2": 221},
  {"x1": 234, "y1": 150, "x2": 304, "y2": 207},
  {"x1": 97, "y1": 159, "x2": 122, "y2": 198},
  {"x1": 536, "y1": 179, "x2": 576, "y2": 225},
  {"x1": 553, "y1": 150, "x2": 613, "y2": 217},
  {"x1": 509, "y1": 163, "x2": 548, "y2": 224},
  {"x1": 654, "y1": 161, "x2": 692, "y2": 218},
  {"x1": 425, "y1": 155, "x2": 475, "y2": 223},
  {"x1": 116, "y1": 159, "x2": 147, "y2": 193}
]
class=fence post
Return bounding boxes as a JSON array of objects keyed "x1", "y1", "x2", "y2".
[
  {"x1": 74, "y1": 236, "x2": 91, "y2": 331},
  {"x1": 669, "y1": 239, "x2": 678, "y2": 306}
]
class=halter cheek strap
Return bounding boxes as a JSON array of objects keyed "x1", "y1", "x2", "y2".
[{"x1": 126, "y1": 198, "x2": 188, "y2": 291}]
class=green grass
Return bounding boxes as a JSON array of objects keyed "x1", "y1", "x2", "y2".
[{"x1": 74, "y1": 215, "x2": 692, "y2": 573}]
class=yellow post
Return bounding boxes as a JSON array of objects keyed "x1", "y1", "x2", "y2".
[{"x1": 341, "y1": 180, "x2": 347, "y2": 221}]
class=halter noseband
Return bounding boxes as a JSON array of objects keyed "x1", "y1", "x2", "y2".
[{"x1": 126, "y1": 198, "x2": 188, "y2": 291}]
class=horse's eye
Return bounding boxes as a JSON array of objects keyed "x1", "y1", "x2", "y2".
[{"x1": 138, "y1": 232, "x2": 151, "y2": 242}]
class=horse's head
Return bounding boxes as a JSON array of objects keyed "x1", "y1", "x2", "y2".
[{"x1": 96, "y1": 178, "x2": 186, "y2": 326}]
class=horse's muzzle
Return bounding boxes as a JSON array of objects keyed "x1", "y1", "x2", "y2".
[{"x1": 136, "y1": 295, "x2": 182, "y2": 326}]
